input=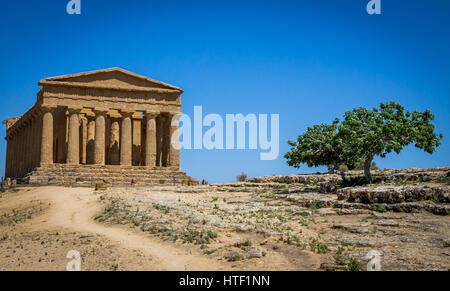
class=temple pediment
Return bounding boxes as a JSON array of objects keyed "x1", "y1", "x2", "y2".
[{"x1": 38, "y1": 67, "x2": 183, "y2": 93}]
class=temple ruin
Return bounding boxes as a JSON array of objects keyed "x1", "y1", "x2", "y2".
[{"x1": 3, "y1": 68, "x2": 197, "y2": 186}]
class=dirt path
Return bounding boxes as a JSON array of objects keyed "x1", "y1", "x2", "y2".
[{"x1": 6, "y1": 187, "x2": 230, "y2": 270}]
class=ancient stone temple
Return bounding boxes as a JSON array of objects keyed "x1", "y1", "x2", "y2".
[{"x1": 3, "y1": 68, "x2": 197, "y2": 186}]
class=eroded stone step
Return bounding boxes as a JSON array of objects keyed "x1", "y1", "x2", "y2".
[{"x1": 28, "y1": 176, "x2": 191, "y2": 186}]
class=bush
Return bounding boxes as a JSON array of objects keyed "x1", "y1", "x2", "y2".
[
  {"x1": 237, "y1": 172, "x2": 247, "y2": 182},
  {"x1": 344, "y1": 258, "x2": 362, "y2": 271},
  {"x1": 437, "y1": 175, "x2": 450, "y2": 185}
]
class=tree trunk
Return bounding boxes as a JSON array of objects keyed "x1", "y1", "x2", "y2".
[
  {"x1": 364, "y1": 159, "x2": 373, "y2": 183},
  {"x1": 339, "y1": 170, "x2": 347, "y2": 180},
  {"x1": 328, "y1": 163, "x2": 336, "y2": 174}
]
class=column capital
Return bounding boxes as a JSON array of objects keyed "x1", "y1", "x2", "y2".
[
  {"x1": 17, "y1": 121, "x2": 27, "y2": 129},
  {"x1": 159, "y1": 112, "x2": 172, "y2": 121},
  {"x1": 16, "y1": 123, "x2": 25, "y2": 131},
  {"x1": 22, "y1": 118, "x2": 32, "y2": 126},
  {"x1": 108, "y1": 113, "x2": 122, "y2": 120},
  {"x1": 132, "y1": 113, "x2": 143, "y2": 120},
  {"x1": 40, "y1": 105, "x2": 56, "y2": 113},
  {"x1": 81, "y1": 108, "x2": 96, "y2": 118},
  {"x1": 167, "y1": 111, "x2": 182, "y2": 124},
  {"x1": 93, "y1": 108, "x2": 109, "y2": 115},
  {"x1": 163, "y1": 111, "x2": 182, "y2": 119},
  {"x1": 67, "y1": 106, "x2": 83, "y2": 113},
  {"x1": 6, "y1": 129, "x2": 15, "y2": 139},
  {"x1": 167, "y1": 111, "x2": 181, "y2": 116},
  {"x1": 145, "y1": 110, "x2": 160, "y2": 118},
  {"x1": 120, "y1": 110, "x2": 135, "y2": 117}
]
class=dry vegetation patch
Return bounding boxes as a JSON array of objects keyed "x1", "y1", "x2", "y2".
[{"x1": 94, "y1": 170, "x2": 450, "y2": 270}]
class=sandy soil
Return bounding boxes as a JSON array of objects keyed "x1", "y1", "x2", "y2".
[
  {"x1": 0, "y1": 182, "x2": 448, "y2": 271},
  {"x1": 0, "y1": 186, "x2": 319, "y2": 270}
]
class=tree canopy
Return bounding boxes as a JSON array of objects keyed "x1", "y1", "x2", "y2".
[
  {"x1": 285, "y1": 101, "x2": 443, "y2": 182},
  {"x1": 285, "y1": 119, "x2": 348, "y2": 172}
]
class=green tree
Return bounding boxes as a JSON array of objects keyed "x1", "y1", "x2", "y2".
[
  {"x1": 339, "y1": 102, "x2": 443, "y2": 182},
  {"x1": 285, "y1": 102, "x2": 443, "y2": 183},
  {"x1": 285, "y1": 119, "x2": 349, "y2": 173}
]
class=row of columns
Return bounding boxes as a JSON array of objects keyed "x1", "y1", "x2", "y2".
[
  {"x1": 40, "y1": 106, "x2": 180, "y2": 168},
  {"x1": 5, "y1": 110, "x2": 43, "y2": 178}
]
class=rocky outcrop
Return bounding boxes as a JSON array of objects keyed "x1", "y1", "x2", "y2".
[
  {"x1": 319, "y1": 180, "x2": 340, "y2": 193},
  {"x1": 334, "y1": 200, "x2": 450, "y2": 216},
  {"x1": 244, "y1": 167, "x2": 450, "y2": 186},
  {"x1": 247, "y1": 174, "x2": 341, "y2": 185},
  {"x1": 337, "y1": 186, "x2": 449, "y2": 204}
]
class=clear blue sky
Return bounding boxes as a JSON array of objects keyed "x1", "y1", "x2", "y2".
[{"x1": 0, "y1": 0, "x2": 449, "y2": 183}]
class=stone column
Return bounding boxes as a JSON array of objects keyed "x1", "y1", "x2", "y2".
[
  {"x1": 86, "y1": 115, "x2": 95, "y2": 164},
  {"x1": 54, "y1": 109, "x2": 66, "y2": 164},
  {"x1": 21, "y1": 125, "x2": 27, "y2": 173},
  {"x1": 67, "y1": 108, "x2": 81, "y2": 165},
  {"x1": 168, "y1": 112, "x2": 181, "y2": 168},
  {"x1": 80, "y1": 116, "x2": 88, "y2": 164},
  {"x1": 120, "y1": 111, "x2": 133, "y2": 166},
  {"x1": 144, "y1": 111, "x2": 159, "y2": 167},
  {"x1": 156, "y1": 115, "x2": 166, "y2": 167},
  {"x1": 105, "y1": 117, "x2": 111, "y2": 164},
  {"x1": 34, "y1": 115, "x2": 39, "y2": 168},
  {"x1": 9, "y1": 134, "x2": 14, "y2": 176},
  {"x1": 9, "y1": 133, "x2": 13, "y2": 177},
  {"x1": 5, "y1": 135, "x2": 11, "y2": 178},
  {"x1": 109, "y1": 117, "x2": 120, "y2": 165},
  {"x1": 17, "y1": 127, "x2": 23, "y2": 175},
  {"x1": 4, "y1": 137, "x2": 9, "y2": 177},
  {"x1": 40, "y1": 106, "x2": 54, "y2": 166},
  {"x1": 21, "y1": 127, "x2": 26, "y2": 173},
  {"x1": 94, "y1": 109, "x2": 108, "y2": 165},
  {"x1": 25, "y1": 121, "x2": 32, "y2": 171},
  {"x1": 11, "y1": 132, "x2": 17, "y2": 177},
  {"x1": 31, "y1": 116, "x2": 37, "y2": 168},
  {"x1": 37, "y1": 112, "x2": 42, "y2": 167},
  {"x1": 132, "y1": 115, "x2": 142, "y2": 166},
  {"x1": 14, "y1": 130, "x2": 20, "y2": 175},
  {"x1": 14, "y1": 132, "x2": 19, "y2": 176},
  {"x1": 21, "y1": 123, "x2": 28, "y2": 173},
  {"x1": 29, "y1": 121, "x2": 34, "y2": 169},
  {"x1": 30, "y1": 120, "x2": 36, "y2": 169},
  {"x1": 161, "y1": 115, "x2": 171, "y2": 167}
]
